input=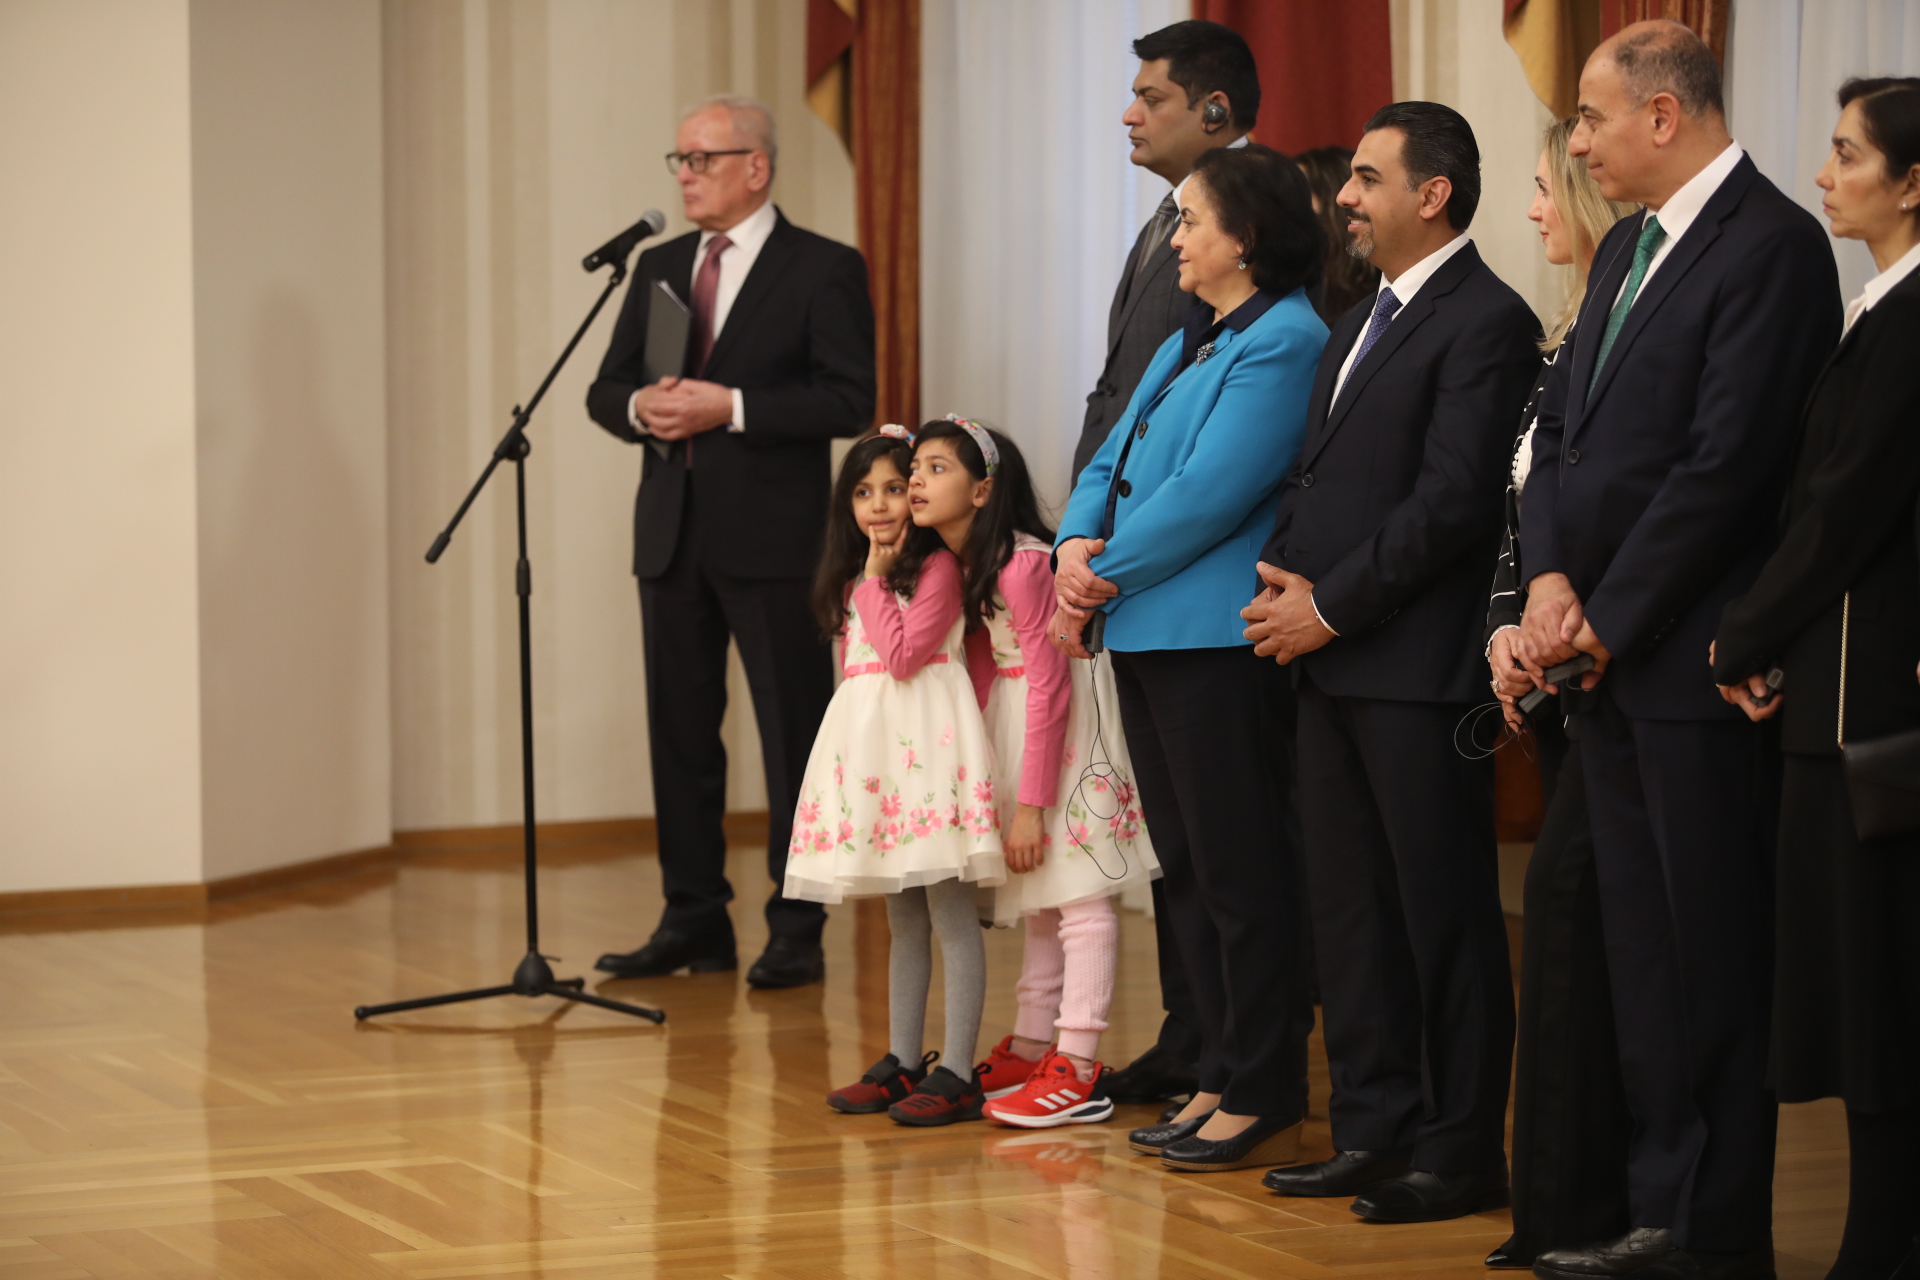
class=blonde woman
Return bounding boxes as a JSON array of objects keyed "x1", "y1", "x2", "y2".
[{"x1": 1482, "y1": 118, "x2": 1638, "y2": 1275}]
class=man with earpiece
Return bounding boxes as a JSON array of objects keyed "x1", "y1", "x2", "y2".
[{"x1": 1080, "y1": 17, "x2": 1260, "y2": 1116}]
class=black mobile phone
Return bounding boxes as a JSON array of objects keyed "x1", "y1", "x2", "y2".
[
  {"x1": 1084, "y1": 611, "x2": 1106, "y2": 655},
  {"x1": 1517, "y1": 653, "x2": 1596, "y2": 715}
]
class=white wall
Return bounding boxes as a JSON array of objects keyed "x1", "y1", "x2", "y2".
[
  {"x1": 0, "y1": 0, "x2": 206, "y2": 892},
  {"x1": 190, "y1": 0, "x2": 390, "y2": 879}
]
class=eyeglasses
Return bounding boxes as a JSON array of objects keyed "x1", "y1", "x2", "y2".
[{"x1": 665, "y1": 149, "x2": 753, "y2": 176}]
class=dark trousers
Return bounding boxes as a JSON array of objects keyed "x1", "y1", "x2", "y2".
[
  {"x1": 1295, "y1": 674, "x2": 1514, "y2": 1172},
  {"x1": 1508, "y1": 716, "x2": 1632, "y2": 1262},
  {"x1": 1577, "y1": 689, "x2": 1777, "y2": 1252},
  {"x1": 1111, "y1": 646, "x2": 1311, "y2": 1118},
  {"x1": 637, "y1": 529, "x2": 834, "y2": 944},
  {"x1": 1147, "y1": 878, "x2": 1205, "y2": 1065}
]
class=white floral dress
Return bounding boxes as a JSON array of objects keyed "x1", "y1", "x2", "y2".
[
  {"x1": 783, "y1": 553, "x2": 1004, "y2": 904},
  {"x1": 983, "y1": 537, "x2": 1160, "y2": 925}
]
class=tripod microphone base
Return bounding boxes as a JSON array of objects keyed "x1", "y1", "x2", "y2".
[{"x1": 354, "y1": 951, "x2": 665, "y2": 1023}]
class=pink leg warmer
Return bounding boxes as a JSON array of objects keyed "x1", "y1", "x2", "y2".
[{"x1": 1013, "y1": 898, "x2": 1119, "y2": 1060}]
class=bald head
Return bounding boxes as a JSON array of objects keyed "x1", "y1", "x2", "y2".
[{"x1": 1602, "y1": 20, "x2": 1723, "y2": 120}]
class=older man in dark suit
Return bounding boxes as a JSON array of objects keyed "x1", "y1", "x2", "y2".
[
  {"x1": 1077, "y1": 19, "x2": 1260, "y2": 1108},
  {"x1": 1517, "y1": 25, "x2": 1840, "y2": 1280},
  {"x1": 586, "y1": 96, "x2": 875, "y2": 991},
  {"x1": 1244, "y1": 101, "x2": 1541, "y2": 1224}
]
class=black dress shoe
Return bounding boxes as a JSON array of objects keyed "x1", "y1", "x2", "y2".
[
  {"x1": 1637, "y1": 1246, "x2": 1774, "y2": 1280},
  {"x1": 1533, "y1": 1228, "x2": 1677, "y2": 1277},
  {"x1": 1104, "y1": 1043, "x2": 1201, "y2": 1105},
  {"x1": 1350, "y1": 1166, "x2": 1509, "y2": 1223},
  {"x1": 1160, "y1": 1114, "x2": 1303, "y2": 1172},
  {"x1": 746, "y1": 936, "x2": 825, "y2": 989},
  {"x1": 1262, "y1": 1148, "x2": 1411, "y2": 1197},
  {"x1": 1485, "y1": 1237, "x2": 1529, "y2": 1269},
  {"x1": 595, "y1": 927, "x2": 736, "y2": 977},
  {"x1": 1128, "y1": 1109, "x2": 1213, "y2": 1156}
]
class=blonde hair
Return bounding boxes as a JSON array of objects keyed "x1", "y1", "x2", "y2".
[{"x1": 1542, "y1": 117, "x2": 1639, "y2": 351}]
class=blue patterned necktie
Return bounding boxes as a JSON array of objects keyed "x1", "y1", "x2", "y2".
[
  {"x1": 1349, "y1": 286, "x2": 1402, "y2": 371},
  {"x1": 1590, "y1": 215, "x2": 1666, "y2": 390}
]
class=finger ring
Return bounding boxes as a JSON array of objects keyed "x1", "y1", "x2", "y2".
[{"x1": 1058, "y1": 634, "x2": 1067, "y2": 641}]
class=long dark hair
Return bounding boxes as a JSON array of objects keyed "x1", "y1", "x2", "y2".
[
  {"x1": 897, "y1": 420, "x2": 1055, "y2": 630},
  {"x1": 809, "y1": 432, "x2": 941, "y2": 638},
  {"x1": 1296, "y1": 145, "x2": 1380, "y2": 322}
]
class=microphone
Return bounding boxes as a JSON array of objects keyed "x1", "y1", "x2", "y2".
[{"x1": 581, "y1": 209, "x2": 667, "y2": 272}]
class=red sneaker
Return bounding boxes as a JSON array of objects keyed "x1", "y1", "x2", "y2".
[
  {"x1": 887, "y1": 1065, "x2": 984, "y2": 1126},
  {"x1": 982, "y1": 1051, "x2": 1114, "y2": 1128},
  {"x1": 977, "y1": 1035, "x2": 1045, "y2": 1099},
  {"x1": 827, "y1": 1051, "x2": 936, "y2": 1114}
]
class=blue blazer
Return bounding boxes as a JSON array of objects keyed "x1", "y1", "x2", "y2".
[{"x1": 1057, "y1": 287, "x2": 1327, "y2": 651}]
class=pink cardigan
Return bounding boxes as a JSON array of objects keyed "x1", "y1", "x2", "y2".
[
  {"x1": 843, "y1": 549, "x2": 963, "y2": 678},
  {"x1": 965, "y1": 547, "x2": 1070, "y2": 808}
]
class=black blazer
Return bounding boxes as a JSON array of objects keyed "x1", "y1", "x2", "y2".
[
  {"x1": 1071, "y1": 214, "x2": 1191, "y2": 482},
  {"x1": 1520, "y1": 156, "x2": 1842, "y2": 719},
  {"x1": 586, "y1": 208, "x2": 876, "y2": 580},
  {"x1": 1264, "y1": 242, "x2": 1543, "y2": 703},
  {"x1": 1714, "y1": 267, "x2": 1920, "y2": 754}
]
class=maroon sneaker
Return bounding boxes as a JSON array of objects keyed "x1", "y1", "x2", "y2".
[
  {"x1": 887, "y1": 1064, "x2": 985, "y2": 1127},
  {"x1": 827, "y1": 1052, "x2": 936, "y2": 1114}
]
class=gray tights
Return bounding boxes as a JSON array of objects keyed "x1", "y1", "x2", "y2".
[{"x1": 885, "y1": 878, "x2": 986, "y2": 1072}]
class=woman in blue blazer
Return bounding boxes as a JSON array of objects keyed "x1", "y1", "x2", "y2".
[{"x1": 1053, "y1": 145, "x2": 1328, "y2": 1172}]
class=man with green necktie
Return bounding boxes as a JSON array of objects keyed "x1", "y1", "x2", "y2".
[{"x1": 1513, "y1": 20, "x2": 1841, "y2": 1280}]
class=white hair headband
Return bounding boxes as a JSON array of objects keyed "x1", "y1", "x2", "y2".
[{"x1": 942, "y1": 414, "x2": 999, "y2": 476}]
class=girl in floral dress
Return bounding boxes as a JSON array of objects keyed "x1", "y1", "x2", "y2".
[
  {"x1": 912, "y1": 418, "x2": 1159, "y2": 1130},
  {"x1": 790, "y1": 429, "x2": 1003, "y2": 1128}
]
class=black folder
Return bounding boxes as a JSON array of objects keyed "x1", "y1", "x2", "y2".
[{"x1": 640, "y1": 278, "x2": 691, "y2": 458}]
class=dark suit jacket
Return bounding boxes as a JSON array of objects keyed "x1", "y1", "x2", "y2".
[
  {"x1": 1714, "y1": 267, "x2": 1920, "y2": 754},
  {"x1": 586, "y1": 208, "x2": 876, "y2": 580},
  {"x1": 1521, "y1": 155, "x2": 1842, "y2": 719},
  {"x1": 1071, "y1": 212, "x2": 1191, "y2": 481},
  {"x1": 1264, "y1": 242, "x2": 1543, "y2": 703}
]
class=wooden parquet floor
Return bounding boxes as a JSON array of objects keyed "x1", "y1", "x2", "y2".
[{"x1": 0, "y1": 838, "x2": 1850, "y2": 1279}]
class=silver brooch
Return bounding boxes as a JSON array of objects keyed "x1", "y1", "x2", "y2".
[{"x1": 1194, "y1": 340, "x2": 1217, "y2": 364}]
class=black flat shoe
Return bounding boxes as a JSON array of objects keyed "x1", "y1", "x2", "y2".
[
  {"x1": 1350, "y1": 1166, "x2": 1508, "y2": 1223},
  {"x1": 1128, "y1": 1109, "x2": 1213, "y2": 1155},
  {"x1": 746, "y1": 936, "x2": 825, "y2": 989},
  {"x1": 1105, "y1": 1043, "x2": 1201, "y2": 1105},
  {"x1": 1484, "y1": 1236, "x2": 1528, "y2": 1269},
  {"x1": 1160, "y1": 1114, "x2": 1304, "y2": 1172},
  {"x1": 596, "y1": 927, "x2": 736, "y2": 977},
  {"x1": 1262, "y1": 1148, "x2": 1411, "y2": 1197},
  {"x1": 1533, "y1": 1228, "x2": 1677, "y2": 1278},
  {"x1": 1638, "y1": 1246, "x2": 1774, "y2": 1280},
  {"x1": 1158, "y1": 1099, "x2": 1184, "y2": 1124}
]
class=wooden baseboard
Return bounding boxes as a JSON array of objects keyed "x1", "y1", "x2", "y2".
[{"x1": 0, "y1": 811, "x2": 771, "y2": 915}]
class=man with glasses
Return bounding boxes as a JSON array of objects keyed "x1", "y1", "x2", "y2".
[{"x1": 587, "y1": 95, "x2": 876, "y2": 989}]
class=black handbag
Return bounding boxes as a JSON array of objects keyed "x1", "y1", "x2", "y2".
[{"x1": 1838, "y1": 591, "x2": 1920, "y2": 840}]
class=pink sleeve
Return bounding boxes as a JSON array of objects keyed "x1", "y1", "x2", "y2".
[
  {"x1": 850, "y1": 550, "x2": 963, "y2": 679},
  {"x1": 1003, "y1": 550, "x2": 1070, "y2": 808}
]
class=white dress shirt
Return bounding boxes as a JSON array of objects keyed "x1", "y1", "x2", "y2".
[
  {"x1": 1330, "y1": 230, "x2": 1473, "y2": 404},
  {"x1": 630, "y1": 197, "x2": 778, "y2": 435},
  {"x1": 1845, "y1": 239, "x2": 1920, "y2": 334},
  {"x1": 1614, "y1": 140, "x2": 1744, "y2": 305}
]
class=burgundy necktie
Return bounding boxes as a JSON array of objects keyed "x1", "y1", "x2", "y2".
[{"x1": 689, "y1": 234, "x2": 732, "y2": 378}]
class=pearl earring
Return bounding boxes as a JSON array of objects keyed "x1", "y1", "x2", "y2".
[{"x1": 1237, "y1": 258, "x2": 1248, "y2": 270}]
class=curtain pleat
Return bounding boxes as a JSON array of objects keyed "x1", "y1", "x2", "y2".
[
  {"x1": 850, "y1": 0, "x2": 919, "y2": 431},
  {"x1": 1192, "y1": 0, "x2": 1395, "y2": 153}
]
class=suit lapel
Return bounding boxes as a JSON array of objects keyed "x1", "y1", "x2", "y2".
[
  {"x1": 1583, "y1": 159, "x2": 1758, "y2": 415},
  {"x1": 1106, "y1": 239, "x2": 1180, "y2": 364},
  {"x1": 1300, "y1": 244, "x2": 1482, "y2": 470},
  {"x1": 1565, "y1": 222, "x2": 1635, "y2": 431},
  {"x1": 701, "y1": 209, "x2": 800, "y2": 377},
  {"x1": 1297, "y1": 304, "x2": 1366, "y2": 463}
]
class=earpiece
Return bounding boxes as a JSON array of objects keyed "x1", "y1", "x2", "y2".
[{"x1": 1202, "y1": 100, "x2": 1228, "y2": 131}]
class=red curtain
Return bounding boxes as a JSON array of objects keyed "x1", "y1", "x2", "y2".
[
  {"x1": 1191, "y1": 0, "x2": 1395, "y2": 154},
  {"x1": 849, "y1": 0, "x2": 919, "y2": 431}
]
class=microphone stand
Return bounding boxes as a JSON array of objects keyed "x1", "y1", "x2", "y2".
[{"x1": 356, "y1": 251, "x2": 663, "y2": 1024}]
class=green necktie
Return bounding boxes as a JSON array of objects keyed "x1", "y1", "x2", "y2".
[{"x1": 1590, "y1": 215, "x2": 1666, "y2": 390}]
